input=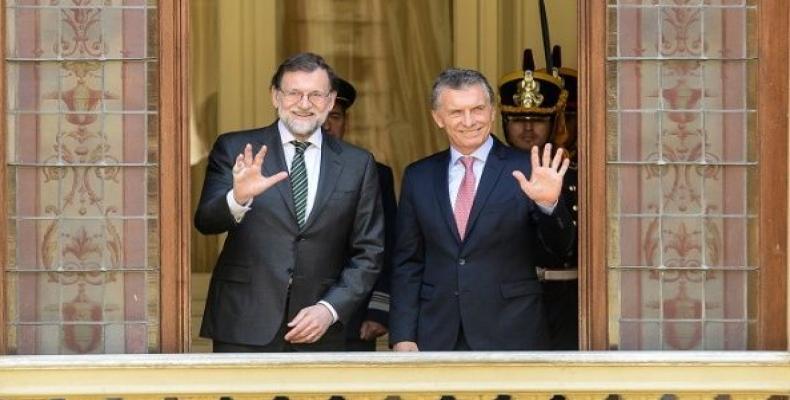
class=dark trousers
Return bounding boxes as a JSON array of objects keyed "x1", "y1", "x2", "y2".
[
  {"x1": 212, "y1": 316, "x2": 294, "y2": 352},
  {"x1": 213, "y1": 321, "x2": 345, "y2": 352},
  {"x1": 453, "y1": 325, "x2": 471, "y2": 351},
  {"x1": 213, "y1": 340, "x2": 345, "y2": 352},
  {"x1": 543, "y1": 280, "x2": 579, "y2": 350},
  {"x1": 345, "y1": 338, "x2": 377, "y2": 352},
  {"x1": 213, "y1": 293, "x2": 344, "y2": 352}
]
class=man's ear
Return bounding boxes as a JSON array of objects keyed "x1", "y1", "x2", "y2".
[
  {"x1": 431, "y1": 110, "x2": 444, "y2": 129},
  {"x1": 487, "y1": 105, "x2": 496, "y2": 131},
  {"x1": 327, "y1": 92, "x2": 337, "y2": 111},
  {"x1": 271, "y1": 87, "x2": 279, "y2": 108}
]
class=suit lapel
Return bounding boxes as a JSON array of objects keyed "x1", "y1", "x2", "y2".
[
  {"x1": 432, "y1": 150, "x2": 461, "y2": 244},
  {"x1": 464, "y1": 139, "x2": 507, "y2": 241},
  {"x1": 302, "y1": 133, "x2": 343, "y2": 231},
  {"x1": 256, "y1": 123, "x2": 297, "y2": 220}
]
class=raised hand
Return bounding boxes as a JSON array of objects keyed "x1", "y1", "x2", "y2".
[
  {"x1": 512, "y1": 144, "x2": 570, "y2": 207},
  {"x1": 232, "y1": 143, "x2": 289, "y2": 204}
]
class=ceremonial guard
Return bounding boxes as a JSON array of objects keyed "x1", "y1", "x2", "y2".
[{"x1": 499, "y1": 48, "x2": 579, "y2": 350}]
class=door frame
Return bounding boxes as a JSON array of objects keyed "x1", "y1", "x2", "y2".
[
  {"x1": 0, "y1": 0, "x2": 783, "y2": 353},
  {"x1": 81, "y1": 0, "x2": 790, "y2": 353},
  {"x1": 159, "y1": 0, "x2": 192, "y2": 353},
  {"x1": 577, "y1": 0, "x2": 609, "y2": 351}
]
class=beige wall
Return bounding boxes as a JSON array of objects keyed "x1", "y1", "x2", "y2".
[
  {"x1": 189, "y1": 0, "x2": 578, "y2": 274},
  {"x1": 453, "y1": 0, "x2": 577, "y2": 139},
  {"x1": 190, "y1": 0, "x2": 281, "y2": 273},
  {"x1": 454, "y1": 0, "x2": 577, "y2": 80},
  {"x1": 189, "y1": 0, "x2": 578, "y2": 169}
]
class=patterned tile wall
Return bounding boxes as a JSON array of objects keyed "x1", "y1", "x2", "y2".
[
  {"x1": 606, "y1": 0, "x2": 758, "y2": 350},
  {"x1": 5, "y1": 0, "x2": 159, "y2": 354}
]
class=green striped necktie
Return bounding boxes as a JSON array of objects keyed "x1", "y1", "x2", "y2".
[{"x1": 290, "y1": 140, "x2": 310, "y2": 228}]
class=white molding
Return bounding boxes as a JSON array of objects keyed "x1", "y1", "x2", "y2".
[{"x1": 0, "y1": 352, "x2": 788, "y2": 397}]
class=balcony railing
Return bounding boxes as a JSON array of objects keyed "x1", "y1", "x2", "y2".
[{"x1": 0, "y1": 352, "x2": 788, "y2": 399}]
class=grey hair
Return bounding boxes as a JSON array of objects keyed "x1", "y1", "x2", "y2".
[
  {"x1": 430, "y1": 68, "x2": 495, "y2": 110},
  {"x1": 270, "y1": 52, "x2": 337, "y2": 91}
]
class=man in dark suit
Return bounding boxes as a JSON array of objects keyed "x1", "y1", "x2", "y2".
[
  {"x1": 195, "y1": 53, "x2": 384, "y2": 352},
  {"x1": 322, "y1": 77, "x2": 397, "y2": 351},
  {"x1": 389, "y1": 68, "x2": 575, "y2": 351}
]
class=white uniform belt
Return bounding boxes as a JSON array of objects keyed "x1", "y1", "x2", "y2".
[{"x1": 536, "y1": 267, "x2": 579, "y2": 281}]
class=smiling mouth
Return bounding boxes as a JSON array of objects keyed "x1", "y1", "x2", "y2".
[{"x1": 462, "y1": 128, "x2": 484, "y2": 135}]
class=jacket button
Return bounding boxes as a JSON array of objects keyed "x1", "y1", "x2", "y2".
[
  {"x1": 572, "y1": 205, "x2": 578, "y2": 211},
  {"x1": 458, "y1": 258, "x2": 466, "y2": 265},
  {"x1": 454, "y1": 291, "x2": 459, "y2": 296}
]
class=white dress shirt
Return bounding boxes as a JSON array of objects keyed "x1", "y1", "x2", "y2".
[
  {"x1": 227, "y1": 120, "x2": 322, "y2": 221},
  {"x1": 449, "y1": 136, "x2": 493, "y2": 210},
  {"x1": 448, "y1": 135, "x2": 556, "y2": 214},
  {"x1": 226, "y1": 121, "x2": 338, "y2": 323}
]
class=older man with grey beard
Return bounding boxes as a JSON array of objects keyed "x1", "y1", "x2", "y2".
[{"x1": 195, "y1": 52, "x2": 384, "y2": 352}]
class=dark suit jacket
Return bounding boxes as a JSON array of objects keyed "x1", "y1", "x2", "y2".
[
  {"x1": 389, "y1": 137, "x2": 575, "y2": 351},
  {"x1": 345, "y1": 163, "x2": 397, "y2": 342},
  {"x1": 533, "y1": 166, "x2": 579, "y2": 350},
  {"x1": 195, "y1": 122, "x2": 384, "y2": 348}
]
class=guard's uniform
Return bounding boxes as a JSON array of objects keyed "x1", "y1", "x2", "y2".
[{"x1": 499, "y1": 49, "x2": 579, "y2": 350}]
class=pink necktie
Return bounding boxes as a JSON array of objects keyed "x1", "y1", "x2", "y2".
[{"x1": 454, "y1": 156, "x2": 476, "y2": 240}]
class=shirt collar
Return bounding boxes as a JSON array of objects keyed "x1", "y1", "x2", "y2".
[
  {"x1": 278, "y1": 119, "x2": 323, "y2": 149},
  {"x1": 450, "y1": 134, "x2": 494, "y2": 166}
]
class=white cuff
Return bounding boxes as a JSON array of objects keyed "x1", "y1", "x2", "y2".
[
  {"x1": 317, "y1": 300, "x2": 339, "y2": 323},
  {"x1": 537, "y1": 200, "x2": 557, "y2": 215},
  {"x1": 226, "y1": 190, "x2": 252, "y2": 222}
]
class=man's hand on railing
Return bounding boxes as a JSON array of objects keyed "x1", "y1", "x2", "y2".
[
  {"x1": 360, "y1": 320, "x2": 388, "y2": 341},
  {"x1": 393, "y1": 341, "x2": 419, "y2": 352},
  {"x1": 284, "y1": 304, "x2": 334, "y2": 343}
]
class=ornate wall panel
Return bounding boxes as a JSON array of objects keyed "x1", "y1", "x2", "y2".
[
  {"x1": 4, "y1": 0, "x2": 160, "y2": 354},
  {"x1": 606, "y1": 0, "x2": 758, "y2": 350}
]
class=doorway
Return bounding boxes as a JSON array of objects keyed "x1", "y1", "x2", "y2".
[{"x1": 187, "y1": 0, "x2": 580, "y2": 352}]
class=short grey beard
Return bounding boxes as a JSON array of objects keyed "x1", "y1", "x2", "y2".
[
  {"x1": 279, "y1": 109, "x2": 329, "y2": 138},
  {"x1": 283, "y1": 118, "x2": 319, "y2": 137}
]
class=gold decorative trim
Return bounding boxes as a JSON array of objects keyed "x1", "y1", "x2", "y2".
[
  {"x1": 499, "y1": 69, "x2": 563, "y2": 89},
  {"x1": 500, "y1": 89, "x2": 569, "y2": 115},
  {"x1": 513, "y1": 71, "x2": 545, "y2": 108}
]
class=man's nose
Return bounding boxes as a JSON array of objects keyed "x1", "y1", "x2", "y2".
[
  {"x1": 297, "y1": 94, "x2": 312, "y2": 108},
  {"x1": 462, "y1": 111, "x2": 474, "y2": 127},
  {"x1": 523, "y1": 122, "x2": 535, "y2": 132}
]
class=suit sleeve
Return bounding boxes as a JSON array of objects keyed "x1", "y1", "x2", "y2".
[
  {"x1": 389, "y1": 167, "x2": 425, "y2": 344},
  {"x1": 194, "y1": 136, "x2": 240, "y2": 235},
  {"x1": 321, "y1": 154, "x2": 385, "y2": 323},
  {"x1": 533, "y1": 191, "x2": 576, "y2": 259},
  {"x1": 365, "y1": 164, "x2": 397, "y2": 326}
]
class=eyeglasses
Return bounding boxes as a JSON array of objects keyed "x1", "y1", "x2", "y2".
[{"x1": 279, "y1": 89, "x2": 332, "y2": 106}]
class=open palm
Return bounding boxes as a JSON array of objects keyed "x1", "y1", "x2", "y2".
[
  {"x1": 512, "y1": 144, "x2": 570, "y2": 207},
  {"x1": 232, "y1": 143, "x2": 289, "y2": 204}
]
